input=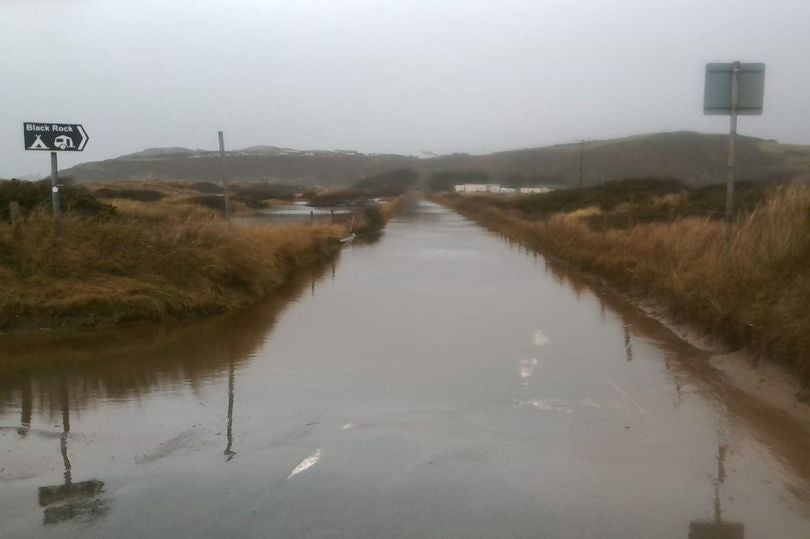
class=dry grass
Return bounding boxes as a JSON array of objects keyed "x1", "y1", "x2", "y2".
[
  {"x1": 0, "y1": 205, "x2": 345, "y2": 330},
  {"x1": 439, "y1": 184, "x2": 810, "y2": 380}
]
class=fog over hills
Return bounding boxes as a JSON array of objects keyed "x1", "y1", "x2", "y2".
[{"x1": 57, "y1": 132, "x2": 810, "y2": 188}]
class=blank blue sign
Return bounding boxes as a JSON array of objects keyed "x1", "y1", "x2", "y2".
[{"x1": 704, "y1": 63, "x2": 765, "y2": 116}]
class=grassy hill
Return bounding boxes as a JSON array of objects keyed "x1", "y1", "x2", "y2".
[
  {"x1": 63, "y1": 147, "x2": 417, "y2": 187},
  {"x1": 439, "y1": 132, "x2": 810, "y2": 187},
  {"x1": 57, "y1": 132, "x2": 810, "y2": 187}
]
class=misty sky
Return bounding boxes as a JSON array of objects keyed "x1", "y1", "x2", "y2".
[{"x1": 2, "y1": 0, "x2": 809, "y2": 177}]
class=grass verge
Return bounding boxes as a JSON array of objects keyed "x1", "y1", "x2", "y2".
[{"x1": 0, "y1": 208, "x2": 345, "y2": 331}]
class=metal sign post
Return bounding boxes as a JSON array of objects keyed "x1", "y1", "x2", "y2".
[
  {"x1": 704, "y1": 63, "x2": 765, "y2": 259},
  {"x1": 23, "y1": 122, "x2": 90, "y2": 230},
  {"x1": 218, "y1": 131, "x2": 232, "y2": 220},
  {"x1": 725, "y1": 63, "x2": 740, "y2": 257},
  {"x1": 50, "y1": 152, "x2": 61, "y2": 232}
]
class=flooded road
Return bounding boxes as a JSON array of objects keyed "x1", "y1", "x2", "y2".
[
  {"x1": 233, "y1": 202, "x2": 354, "y2": 226},
  {"x1": 2, "y1": 201, "x2": 810, "y2": 538}
]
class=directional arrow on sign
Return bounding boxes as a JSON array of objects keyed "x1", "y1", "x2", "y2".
[{"x1": 76, "y1": 125, "x2": 89, "y2": 151}]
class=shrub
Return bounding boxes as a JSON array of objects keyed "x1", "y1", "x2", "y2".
[{"x1": 0, "y1": 179, "x2": 116, "y2": 222}]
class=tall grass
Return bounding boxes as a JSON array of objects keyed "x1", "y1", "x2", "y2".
[
  {"x1": 440, "y1": 184, "x2": 810, "y2": 379},
  {"x1": 0, "y1": 208, "x2": 345, "y2": 330}
]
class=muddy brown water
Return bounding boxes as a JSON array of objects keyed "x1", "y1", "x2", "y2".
[{"x1": 1, "y1": 201, "x2": 809, "y2": 538}]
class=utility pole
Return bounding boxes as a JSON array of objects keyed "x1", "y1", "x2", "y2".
[
  {"x1": 724, "y1": 61, "x2": 740, "y2": 261},
  {"x1": 50, "y1": 152, "x2": 61, "y2": 234},
  {"x1": 218, "y1": 131, "x2": 232, "y2": 220},
  {"x1": 578, "y1": 139, "x2": 584, "y2": 189}
]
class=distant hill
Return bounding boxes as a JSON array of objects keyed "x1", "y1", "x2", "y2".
[
  {"x1": 62, "y1": 146, "x2": 416, "y2": 186},
  {"x1": 432, "y1": 132, "x2": 810, "y2": 187},
  {"x1": 60, "y1": 132, "x2": 810, "y2": 187},
  {"x1": 63, "y1": 146, "x2": 417, "y2": 187}
]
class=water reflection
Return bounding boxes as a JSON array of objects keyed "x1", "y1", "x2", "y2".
[
  {"x1": 623, "y1": 324, "x2": 633, "y2": 362},
  {"x1": 540, "y1": 251, "x2": 810, "y2": 502},
  {"x1": 232, "y1": 204, "x2": 355, "y2": 226},
  {"x1": 688, "y1": 446, "x2": 745, "y2": 538},
  {"x1": 37, "y1": 377, "x2": 108, "y2": 525},
  {"x1": 18, "y1": 375, "x2": 32, "y2": 436},
  {"x1": 224, "y1": 362, "x2": 236, "y2": 462},
  {"x1": 0, "y1": 256, "x2": 337, "y2": 425},
  {"x1": 1, "y1": 257, "x2": 336, "y2": 528}
]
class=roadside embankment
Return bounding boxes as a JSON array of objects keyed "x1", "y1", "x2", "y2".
[
  {"x1": 0, "y1": 205, "x2": 346, "y2": 331},
  {"x1": 351, "y1": 195, "x2": 408, "y2": 237},
  {"x1": 436, "y1": 182, "x2": 810, "y2": 382}
]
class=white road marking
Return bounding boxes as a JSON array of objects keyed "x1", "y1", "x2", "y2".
[
  {"x1": 579, "y1": 398, "x2": 602, "y2": 409},
  {"x1": 515, "y1": 398, "x2": 575, "y2": 413},
  {"x1": 341, "y1": 423, "x2": 354, "y2": 430},
  {"x1": 287, "y1": 449, "x2": 322, "y2": 480},
  {"x1": 520, "y1": 358, "x2": 539, "y2": 379},
  {"x1": 608, "y1": 380, "x2": 629, "y2": 399},
  {"x1": 533, "y1": 329, "x2": 550, "y2": 346},
  {"x1": 608, "y1": 380, "x2": 649, "y2": 415}
]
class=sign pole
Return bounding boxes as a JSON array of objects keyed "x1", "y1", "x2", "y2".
[
  {"x1": 50, "y1": 151, "x2": 61, "y2": 232},
  {"x1": 218, "y1": 131, "x2": 232, "y2": 221},
  {"x1": 724, "y1": 61, "x2": 740, "y2": 260}
]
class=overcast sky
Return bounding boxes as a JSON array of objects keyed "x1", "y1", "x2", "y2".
[{"x1": 2, "y1": 0, "x2": 809, "y2": 177}]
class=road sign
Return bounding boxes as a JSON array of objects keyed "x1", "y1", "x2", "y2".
[
  {"x1": 704, "y1": 63, "x2": 765, "y2": 115},
  {"x1": 23, "y1": 122, "x2": 89, "y2": 151}
]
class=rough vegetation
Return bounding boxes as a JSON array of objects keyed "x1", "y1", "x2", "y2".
[
  {"x1": 0, "y1": 179, "x2": 116, "y2": 221},
  {"x1": 480, "y1": 177, "x2": 775, "y2": 228},
  {"x1": 309, "y1": 168, "x2": 418, "y2": 206},
  {"x1": 0, "y1": 181, "x2": 346, "y2": 331},
  {"x1": 438, "y1": 180, "x2": 810, "y2": 380},
  {"x1": 351, "y1": 168, "x2": 418, "y2": 196},
  {"x1": 78, "y1": 179, "x2": 299, "y2": 214}
]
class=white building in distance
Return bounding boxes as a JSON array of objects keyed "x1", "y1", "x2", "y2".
[
  {"x1": 454, "y1": 184, "x2": 489, "y2": 193},
  {"x1": 519, "y1": 186, "x2": 553, "y2": 194},
  {"x1": 454, "y1": 184, "x2": 519, "y2": 194}
]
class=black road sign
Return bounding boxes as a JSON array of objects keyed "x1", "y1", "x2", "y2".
[{"x1": 23, "y1": 121, "x2": 89, "y2": 151}]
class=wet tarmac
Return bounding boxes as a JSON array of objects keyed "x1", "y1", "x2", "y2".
[{"x1": 1, "y1": 201, "x2": 809, "y2": 538}]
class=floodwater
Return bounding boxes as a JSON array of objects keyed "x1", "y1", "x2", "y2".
[
  {"x1": 233, "y1": 202, "x2": 354, "y2": 225},
  {"x1": 2, "y1": 201, "x2": 810, "y2": 538}
]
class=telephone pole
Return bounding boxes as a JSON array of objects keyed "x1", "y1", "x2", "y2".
[
  {"x1": 578, "y1": 139, "x2": 584, "y2": 189},
  {"x1": 218, "y1": 131, "x2": 233, "y2": 220}
]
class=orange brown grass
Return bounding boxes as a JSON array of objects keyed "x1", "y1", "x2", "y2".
[{"x1": 0, "y1": 209, "x2": 345, "y2": 330}]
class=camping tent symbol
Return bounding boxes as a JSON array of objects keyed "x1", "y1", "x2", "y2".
[{"x1": 28, "y1": 134, "x2": 49, "y2": 150}]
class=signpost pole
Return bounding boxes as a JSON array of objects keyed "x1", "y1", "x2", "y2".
[
  {"x1": 50, "y1": 151, "x2": 61, "y2": 232},
  {"x1": 218, "y1": 131, "x2": 232, "y2": 221},
  {"x1": 724, "y1": 61, "x2": 740, "y2": 261},
  {"x1": 578, "y1": 140, "x2": 584, "y2": 189}
]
